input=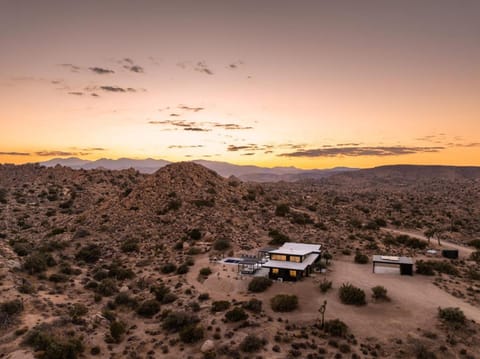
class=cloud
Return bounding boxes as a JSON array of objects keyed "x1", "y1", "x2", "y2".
[
  {"x1": 213, "y1": 123, "x2": 253, "y2": 130},
  {"x1": 59, "y1": 64, "x2": 81, "y2": 73},
  {"x1": 227, "y1": 61, "x2": 244, "y2": 70},
  {"x1": 0, "y1": 151, "x2": 30, "y2": 156},
  {"x1": 169, "y1": 113, "x2": 181, "y2": 117},
  {"x1": 178, "y1": 105, "x2": 204, "y2": 112},
  {"x1": 278, "y1": 146, "x2": 445, "y2": 158},
  {"x1": 149, "y1": 119, "x2": 196, "y2": 127},
  {"x1": 184, "y1": 127, "x2": 210, "y2": 132},
  {"x1": 89, "y1": 67, "x2": 115, "y2": 75},
  {"x1": 168, "y1": 145, "x2": 204, "y2": 149},
  {"x1": 194, "y1": 61, "x2": 214, "y2": 75},
  {"x1": 100, "y1": 86, "x2": 136, "y2": 93},
  {"x1": 68, "y1": 91, "x2": 84, "y2": 96},
  {"x1": 35, "y1": 151, "x2": 79, "y2": 157},
  {"x1": 119, "y1": 58, "x2": 144, "y2": 73}
]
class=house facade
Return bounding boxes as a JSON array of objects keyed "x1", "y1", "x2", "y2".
[{"x1": 262, "y1": 242, "x2": 321, "y2": 281}]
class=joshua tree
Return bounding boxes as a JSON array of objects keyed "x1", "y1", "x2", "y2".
[
  {"x1": 318, "y1": 300, "x2": 327, "y2": 328},
  {"x1": 424, "y1": 228, "x2": 435, "y2": 246},
  {"x1": 323, "y1": 252, "x2": 332, "y2": 266}
]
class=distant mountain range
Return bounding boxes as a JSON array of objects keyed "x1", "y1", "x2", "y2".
[{"x1": 39, "y1": 157, "x2": 357, "y2": 182}]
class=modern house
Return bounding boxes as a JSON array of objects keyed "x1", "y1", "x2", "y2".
[{"x1": 262, "y1": 242, "x2": 322, "y2": 281}]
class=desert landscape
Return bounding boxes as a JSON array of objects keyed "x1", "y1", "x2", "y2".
[{"x1": 1, "y1": 162, "x2": 480, "y2": 359}]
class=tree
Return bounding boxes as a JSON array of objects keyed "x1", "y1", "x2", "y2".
[{"x1": 424, "y1": 228, "x2": 435, "y2": 246}]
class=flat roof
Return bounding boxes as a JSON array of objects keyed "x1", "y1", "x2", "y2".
[
  {"x1": 269, "y1": 242, "x2": 321, "y2": 256},
  {"x1": 262, "y1": 252, "x2": 320, "y2": 271},
  {"x1": 372, "y1": 255, "x2": 413, "y2": 265}
]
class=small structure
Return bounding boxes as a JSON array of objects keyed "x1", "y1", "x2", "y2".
[
  {"x1": 237, "y1": 258, "x2": 262, "y2": 274},
  {"x1": 372, "y1": 255, "x2": 413, "y2": 276},
  {"x1": 442, "y1": 249, "x2": 458, "y2": 259},
  {"x1": 262, "y1": 242, "x2": 321, "y2": 281}
]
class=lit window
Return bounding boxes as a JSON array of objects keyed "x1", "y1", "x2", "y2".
[
  {"x1": 290, "y1": 256, "x2": 301, "y2": 263},
  {"x1": 290, "y1": 270, "x2": 296, "y2": 277},
  {"x1": 271, "y1": 254, "x2": 287, "y2": 261},
  {"x1": 272, "y1": 268, "x2": 279, "y2": 274}
]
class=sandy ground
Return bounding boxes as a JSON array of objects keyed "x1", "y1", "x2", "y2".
[{"x1": 188, "y1": 253, "x2": 480, "y2": 345}]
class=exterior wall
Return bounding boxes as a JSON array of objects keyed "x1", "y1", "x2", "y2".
[
  {"x1": 268, "y1": 267, "x2": 307, "y2": 281},
  {"x1": 270, "y1": 253, "x2": 304, "y2": 262}
]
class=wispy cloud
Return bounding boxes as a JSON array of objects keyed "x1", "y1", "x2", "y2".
[
  {"x1": 148, "y1": 119, "x2": 253, "y2": 132},
  {"x1": 89, "y1": 67, "x2": 115, "y2": 75},
  {"x1": 100, "y1": 86, "x2": 136, "y2": 93},
  {"x1": 178, "y1": 105, "x2": 204, "y2": 112},
  {"x1": 184, "y1": 127, "x2": 210, "y2": 132},
  {"x1": 59, "y1": 63, "x2": 81, "y2": 73},
  {"x1": 278, "y1": 146, "x2": 445, "y2": 158},
  {"x1": 213, "y1": 123, "x2": 253, "y2": 130},
  {"x1": 0, "y1": 151, "x2": 30, "y2": 156},
  {"x1": 168, "y1": 145, "x2": 204, "y2": 149},
  {"x1": 68, "y1": 91, "x2": 84, "y2": 96},
  {"x1": 120, "y1": 58, "x2": 144, "y2": 73},
  {"x1": 35, "y1": 151, "x2": 80, "y2": 157},
  {"x1": 194, "y1": 61, "x2": 213, "y2": 75}
]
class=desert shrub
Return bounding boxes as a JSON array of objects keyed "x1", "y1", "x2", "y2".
[
  {"x1": 136, "y1": 299, "x2": 160, "y2": 318},
  {"x1": 69, "y1": 303, "x2": 88, "y2": 324},
  {"x1": 114, "y1": 293, "x2": 138, "y2": 309},
  {"x1": 243, "y1": 298, "x2": 262, "y2": 313},
  {"x1": 341, "y1": 249, "x2": 352, "y2": 255},
  {"x1": 354, "y1": 252, "x2": 369, "y2": 264},
  {"x1": 211, "y1": 300, "x2": 231, "y2": 313},
  {"x1": 199, "y1": 267, "x2": 212, "y2": 276},
  {"x1": 174, "y1": 241, "x2": 183, "y2": 250},
  {"x1": 416, "y1": 260, "x2": 458, "y2": 276},
  {"x1": 198, "y1": 293, "x2": 210, "y2": 301},
  {"x1": 319, "y1": 279, "x2": 332, "y2": 293},
  {"x1": 161, "y1": 263, "x2": 177, "y2": 274},
  {"x1": 248, "y1": 277, "x2": 272, "y2": 293},
  {"x1": 179, "y1": 324, "x2": 204, "y2": 343},
  {"x1": 467, "y1": 268, "x2": 480, "y2": 280},
  {"x1": 48, "y1": 273, "x2": 69, "y2": 283},
  {"x1": 324, "y1": 319, "x2": 348, "y2": 337},
  {"x1": 0, "y1": 299, "x2": 24, "y2": 327},
  {"x1": 239, "y1": 334, "x2": 266, "y2": 353},
  {"x1": 394, "y1": 235, "x2": 427, "y2": 250},
  {"x1": 90, "y1": 346, "x2": 101, "y2": 355},
  {"x1": 438, "y1": 307, "x2": 466, "y2": 328},
  {"x1": 187, "y1": 228, "x2": 202, "y2": 240},
  {"x1": 270, "y1": 294, "x2": 298, "y2": 312},
  {"x1": 213, "y1": 238, "x2": 231, "y2": 251},
  {"x1": 176, "y1": 263, "x2": 189, "y2": 274},
  {"x1": 73, "y1": 228, "x2": 90, "y2": 239},
  {"x1": 161, "y1": 292, "x2": 177, "y2": 304},
  {"x1": 18, "y1": 280, "x2": 36, "y2": 294},
  {"x1": 225, "y1": 307, "x2": 248, "y2": 322},
  {"x1": 23, "y1": 252, "x2": 56, "y2": 274},
  {"x1": 75, "y1": 244, "x2": 101, "y2": 263},
  {"x1": 106, "y1": 262, "x2": 135, "y2": 280},
  {"x1": 0, "y1": 188, "x2": 7, "y2": 204},
  {"x1": 109, "y1": 321, "x2": 126, "y2": 343},
  {"x1": 12, "y1": 241, "x2": 33, "y2": 256},
  {"x1": 275, "y1": 203, "x2": 290, "y2": 216},
  {"x1": 291, "y1": 212, "x2": 314, "y2": 225},
  {"x1": 162, "y1": 311, "x2": 199, "y2": 332},
  {"x1": 23, "y1": 326, "x2": 84, "y2": 359},
  {"x1": 151, "y1": 285, "x2": 171, "y2": 302},
  {"x1": 268, "y1": 229, "x2": 290, "y2": 245},
  {"x1": 469, "y1": 239, "x2": 480, "y2": 250},
  {"x1": 416, "y1": 260, "x2": 435, "y2": 275},
  {"x1": 371, "y1": 286, "x2": 389, "y2": 301},
  {"x1": 97, "y1": 278, "x2": 118, "y2": 297},
  {"x1": 339, "y1": 283, "x2": 366, "y2": 305},
  {"x1": 470, "y1": 251, "x2": 480, "y2": 263},
  {"x1": 120, "y1": 238, "x2": 139, "y2": 253},
  {"x1": 193, "y1": 198, "x2": 215, "y2": 207},
  {"x1": 187, "y1": 247, "x2": 201, "y2": 255}
]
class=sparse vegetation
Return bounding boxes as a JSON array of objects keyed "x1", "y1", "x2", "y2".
[
  {"x1": 371, "y1": 286, "x2": 389, "y2": 301},
  {"x1": 354, "y1": 252, "x2": 369, "y2": 264},
  {"x1": 339, "y1": 283, "x2": 366, "y2": 305},
  {"x1": 270, "y1": 294, "x2": 298, "y2": 312},
  {"x1": 438, "y1": 307, "x2": 466, "y2": 329},
  {"x1": 239, "y1": 334, "x2": 266, "y2": 353},
  {"x1": 248, "y1": 277, "x2": 272, "y2": 293},
  {"x1": 324, "y1": 319, "x2": 348, "y2": 337},
  {"x1": 213, "y1": 238, "x2": 231, "y2": 251}
]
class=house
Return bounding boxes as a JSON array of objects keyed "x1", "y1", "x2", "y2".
[{"x1": 262, "y1": 242, "x2": 321, "y2": 281}]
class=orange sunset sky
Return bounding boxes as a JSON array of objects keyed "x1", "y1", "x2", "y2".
[{"x1": 1, "y1": 0, "x2": 479, "y2": 169}]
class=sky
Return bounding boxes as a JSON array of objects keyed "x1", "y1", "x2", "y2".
[{"x1": 1, "y1": 0, "x2": 479, "y2": 169}]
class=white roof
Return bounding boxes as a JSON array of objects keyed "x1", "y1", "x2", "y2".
[
  {"x1": 269, "y1": 242, "x2": 321, "y2": 256},
  {"x1": 263, "y1": 252, "x2": 320, "y2": 271}
]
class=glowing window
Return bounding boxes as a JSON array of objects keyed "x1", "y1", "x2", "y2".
[
  {"x1": 272, "y1": 268, "x2": 279, "y2": 274},
  {"x1": 290, "y1": 270, "x2": 297, "y2": 277},
  {"x1": 271, "y1": 254, "x2": 287, "y2": 261},
  {"x1": 289, "y1": 256, "x2": 301, "y2": 263}
]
